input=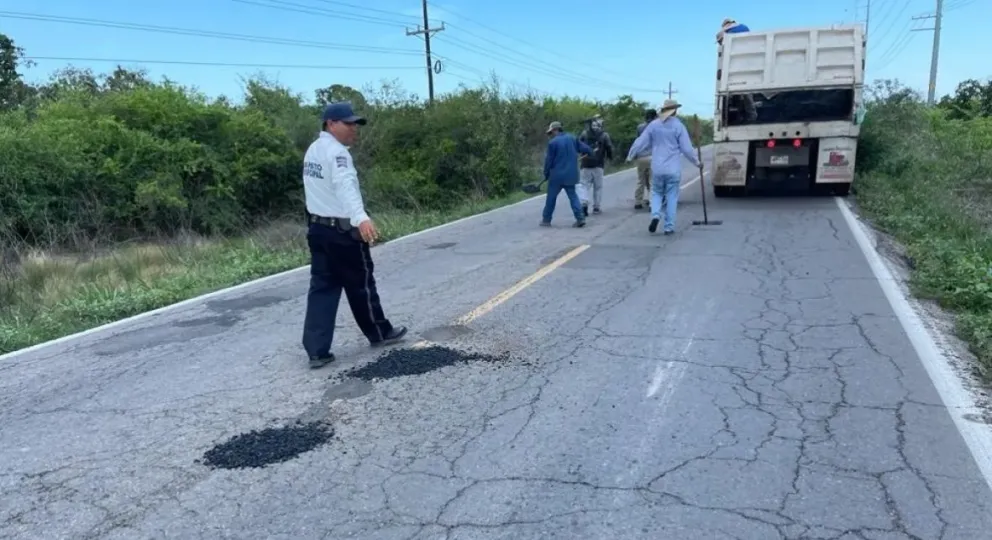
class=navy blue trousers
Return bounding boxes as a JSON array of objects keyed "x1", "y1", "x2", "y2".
[
  {"x1": 301, "y1": 222, "x2": 394, "y2": 358},
  {"x1": 542, "y1": 181, "x2": 584, "y2": 223}
]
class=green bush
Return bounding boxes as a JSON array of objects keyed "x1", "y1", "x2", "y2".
[
  {"x1": 0, "y1": 32, "x2": 714, "y2": 251},
  {"x1": 0, "y1": 32, "x2": 718, "y2": 354},
  {"x1": 854, "y1": 78, "x2": 992, "y2": 379}
]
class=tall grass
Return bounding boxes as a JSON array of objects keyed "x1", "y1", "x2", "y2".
[{"x1": 854, "y1": 80, "x2": 992, "y2": 379}]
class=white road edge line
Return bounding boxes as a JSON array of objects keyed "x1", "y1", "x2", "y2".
[
  {"x1": 835, "y1": 196, "x2": 992, "y2": 491},
  {"x1": 3, "y1": 156, "x2": 690, "y2": 361}
]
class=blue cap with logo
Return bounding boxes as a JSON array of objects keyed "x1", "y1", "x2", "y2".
[{"x1": 321, "y1": 101, "x2": 367, "y2": 125}]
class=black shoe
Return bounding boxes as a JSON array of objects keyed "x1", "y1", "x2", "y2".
[
  {"x1": 573, "y1": 219, "x2": 586, "y2": 228},
  {"x1": 663, "y1": 230, "x2": 675, "y2": 236},
  {"x1": 592, "y1": 207, "x2": 601, "y2": 214},
  {"x1": 370, "y1": 326, "x2": 408, "y2": 347},
  {"x1": 582, "y1": 204, "x2": 589, "y2": 217},
  {"x1": 539, "y1": 221, "x2": 551, "y2": 227},
  {"x1": 309, "y1": 354, "x2": 336, "y2": 369},
  {"x1": 649, "y1": 218, "x2": 659, "y2": 233},
  {"x1": 634, "y1": 203, "x2": 643, "y2": 210}
]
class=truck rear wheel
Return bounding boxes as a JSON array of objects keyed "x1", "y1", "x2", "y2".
[
  {"x1": 832, "y1": 183, "x2": 851, "y2": 196},
  {"x1": 714, "y1": 186, "x2": 732, "y2": 198}
]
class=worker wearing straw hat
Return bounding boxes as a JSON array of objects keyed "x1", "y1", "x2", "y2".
[{"x1": 625, "y1": 99, "x2": 701, "y2": 235}]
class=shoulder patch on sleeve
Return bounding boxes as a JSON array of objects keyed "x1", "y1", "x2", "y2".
[{"x1": 335, "y1": 155, "x2": 348, "y2": 168}]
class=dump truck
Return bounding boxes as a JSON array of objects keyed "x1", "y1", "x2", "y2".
[{"x1": 711, "y1": 23, "x2": 866, "y2": 197}]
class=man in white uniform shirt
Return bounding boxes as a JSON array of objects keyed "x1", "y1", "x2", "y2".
[{"x1": 301, "y1": 101, "x2": 407, "y2": 369}]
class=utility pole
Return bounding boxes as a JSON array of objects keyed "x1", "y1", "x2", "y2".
[
  {"x1": 864, "y1": 0, "x2": 871, "y2": 36},
  {"x1": 666, "y1": 81, "x2": 678, "y2": 100},
  {"x1": 405, "y1": 0, "x2": 445, "y2": 104},
  {"x1": 911, "y1": 0, "x2": 943, "y2": 105}
]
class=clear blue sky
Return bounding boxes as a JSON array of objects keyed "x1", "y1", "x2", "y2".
[{"x1": 2, "y1": 0, "x2": 987, "y2": 116}]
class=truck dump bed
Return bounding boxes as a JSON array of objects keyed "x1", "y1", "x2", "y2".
[{"x1": 718, "y1": 24, "x2": 865, "y2": 93}]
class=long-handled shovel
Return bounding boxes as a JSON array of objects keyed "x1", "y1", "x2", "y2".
[
  {"x1": 521, "y1": 179, "x2": 546, "y2": 194},
  {"x1": 521, "y1": 153, "x2": 589, "y2": 194},
  {"x1": 689, "y1": 115, "x2": 722, "y2": 227}
]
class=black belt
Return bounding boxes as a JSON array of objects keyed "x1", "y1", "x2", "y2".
[{"x1": 308, "y1": 214, "x2": 351, "y2": 230}]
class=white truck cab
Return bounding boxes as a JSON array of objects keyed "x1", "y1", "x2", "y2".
[{"x1": 711, "y1": 24, "x2": 866, "y2": 197}]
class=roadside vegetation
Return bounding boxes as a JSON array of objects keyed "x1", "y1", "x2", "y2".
[
  {"x1": 855, "y1": 77, "x2": 992, "y2": 379},
  {"x1": 0, "y1": 33, "x2": 714, "y2": 355}
]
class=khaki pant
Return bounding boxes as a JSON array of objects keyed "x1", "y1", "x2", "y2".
[{"x1": 634, "y1": 156, "x2": 652, "y2": 205}]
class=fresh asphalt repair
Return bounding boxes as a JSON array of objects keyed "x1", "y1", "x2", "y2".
[
  {"x1": 339, "y1": 344, "x2": 514, "y2": 382},
  {"x1": 200, "y1": 420, "x2": 335, "y2": 470},
  {"x1": 198, "y1": 344, "x2": 518, "y2": 470}
]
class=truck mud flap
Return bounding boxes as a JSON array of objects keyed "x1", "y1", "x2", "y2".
[
  {"x1": 712, "y1": 142, "x2": 748, "y2": 186},
  {"x1": 814, "y1": 137, "x2": 857, "y2": 184}
]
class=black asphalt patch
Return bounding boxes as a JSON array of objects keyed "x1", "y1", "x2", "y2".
[
  {"x1": 199, "y1": 421, "x2": 334, "y2": 470},
  {"x1": 341, "y1": 345, "x2": 511, "y2": 381}
]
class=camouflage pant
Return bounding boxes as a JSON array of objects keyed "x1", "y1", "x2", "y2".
[{"x1": 634, "y1": 157, "x2": 652, "y2": 204}]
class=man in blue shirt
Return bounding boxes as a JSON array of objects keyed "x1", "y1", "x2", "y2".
[
  {"x1": 541, "y1": 121, "x2": 594, "y2": 228},
  {"x1": 625, "y1": 99, "x2": 701, "y2": 235},
  {"x1": 716, "y1": 18, "x2": 750, "y2": 44}
]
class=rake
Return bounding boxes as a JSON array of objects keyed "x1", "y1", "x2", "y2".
[{"x1": 689, "y1": 115, "x2": 723, "y2": 226}]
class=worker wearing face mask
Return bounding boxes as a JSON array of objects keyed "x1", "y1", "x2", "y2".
[{"x1": 578, "y1": 116, "x2": 614, "y2": 216}]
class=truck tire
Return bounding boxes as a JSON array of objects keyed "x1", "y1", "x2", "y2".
[
  {"x1": 832, "y1": 183, "x2": 851, "y2": 197},
  {"x1": 714, "y1": 186, "x2": 732, "y2": 198}
]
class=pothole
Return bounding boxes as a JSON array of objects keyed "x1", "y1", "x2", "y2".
[
  {"x1": 199, "y1": 420, "x2": 334, "y2": 470},
  {"x1": 340, "y1": 345, "x2": 512, "y2": 381}
]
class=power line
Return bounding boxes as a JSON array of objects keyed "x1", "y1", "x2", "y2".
[
  {"x1": 433, "y1": 54, "x2": 540, "y2": 91},
  {"x1": 873, "y1": 31, "x2": 915, "y2": 71},
  {"x1": 425, "y1": 4, "x2": 648, "y2": 83},
  {"x1": 432, "y1": 33, "x2": 664, "y2": 94},
  {"x1": 231, "y1": 0, "x2": 414, "y2": 29},
  {"x1": 237, "y1": 0, "x2": 661, "y2": 94},
  {"x1": 0, "y1": 10, "x2": 422, "y2": 56},
  {"x1": 306, "y1": 0, "x2": 421, "y2": 20},
  {"x1": 870, "y1": 0, "x2": 912, "y2": 56},
  {"x1": 21, "y1": 56, "x2": 423, "y2": 70},
  {"x1": 945, "y1": 0, "x2": 976, "y2": 10}
]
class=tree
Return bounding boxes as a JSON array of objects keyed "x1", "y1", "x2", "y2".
[
  {"x1": 315, "y1": 84, "x2": 367, "y2": 109},
  {"x1": 938, "y1": 78, "x2": 992, "y2": 120},
  {"x1": 0, "y1": 33, "x2": 34, "y2": 111}
]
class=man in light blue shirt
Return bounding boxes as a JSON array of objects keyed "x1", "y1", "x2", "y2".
[{"x1": 626, "y1": 99, "x2": 701, "y2": 235}]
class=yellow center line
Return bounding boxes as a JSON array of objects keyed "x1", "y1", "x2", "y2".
[
  {"x1": 407, "y1": 244, "x2": 591, "y2": 349},
  {"x1": 406, "y1": 170, "x2": 705, "y2": 350},
  {"x1": 455, "y1": 244, "x2": 590, "y2": 326}
]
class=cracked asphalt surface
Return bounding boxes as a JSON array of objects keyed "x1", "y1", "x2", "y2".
[{"x1": 3, "y1": 146, "x2": 992, "y2": 539}]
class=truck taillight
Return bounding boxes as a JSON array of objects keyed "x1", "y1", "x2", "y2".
[
  {"x1": 792, "y1": 138, "x2": 802, "y2": 148},
  {"x1": 766, "y1": 140, "x2": 775, "y2": 148}
]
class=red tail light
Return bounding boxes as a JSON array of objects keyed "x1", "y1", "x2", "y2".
[
  {"x1": 792, "y1": 138, "x2": 802, "y2": 148},
  {"x1": 766, "y1": 140, "x2": 775, "y2": 148}
]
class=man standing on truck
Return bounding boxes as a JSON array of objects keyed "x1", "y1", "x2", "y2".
[
  {"x1": 625, "y1": 99, "x2": 701, "y2": 235},
  {"x1": 716, "y1": 18, "x2": 749, "y2": 44},
  {"x1": 633, "y1": 108, "x2": 658, "y2": 210},
  {"x1": 578, "y1": 116, "x2": 614, "y2": 216}
]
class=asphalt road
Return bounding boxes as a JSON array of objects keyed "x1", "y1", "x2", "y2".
[{"x1": 3, "y1": 146, "x2": 992, "y2": 540}]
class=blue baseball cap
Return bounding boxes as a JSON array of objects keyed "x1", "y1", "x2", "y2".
[{"x1": 321, "y1": 101, "x2": 367, "y2": 125}]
